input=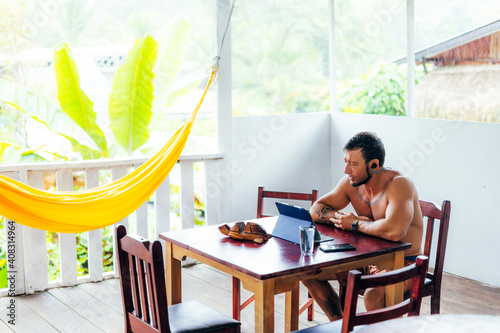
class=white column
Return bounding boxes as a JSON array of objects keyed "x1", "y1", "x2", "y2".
[
  {"x1": 328, "y1": 0, "x2": 337, "y2": 114},
  {"x1": 328, "y1": 0, "x2": 337, "y2": 191},
  {"x1": 407, "y1": 0, "x2": 415, "y2": 117},
  {"x1": 215, "y1": 0, "x2": 233, "y2": 222}
]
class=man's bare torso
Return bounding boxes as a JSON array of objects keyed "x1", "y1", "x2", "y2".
[{"x1": 344, "y1": 170, "x2": 423, "y2": 257}]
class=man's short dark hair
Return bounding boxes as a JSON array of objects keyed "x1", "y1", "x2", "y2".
[{"x1": 343, "y1": 132, "x2": 385, "y2": 166}]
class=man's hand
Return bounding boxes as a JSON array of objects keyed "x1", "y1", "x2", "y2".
[{"x1": 330, "y1": 212, "x2": 372, "y2": 231}]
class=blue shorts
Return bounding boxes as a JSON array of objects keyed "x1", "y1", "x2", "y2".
[{"x1": 404, "y1": 255, "x2": 419, "y2": 262}]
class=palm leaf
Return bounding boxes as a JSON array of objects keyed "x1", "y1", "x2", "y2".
[
  {"x1": 54, "y1": 43, "x2": 108, "y2": 154},
  {"x1": 0, "y1": 80, "x2": 105, "y2": 159},
  {"x1": 108, "y1": 35, "x2": 158, "y2": 153},
  {"x1": 59, "y1": 135, "x2": 103, "y2": 160},
  {"x1": 0, "y1": 141, "x2": 50, "y2": 164},
  {"x1": 152, "y1": 16, "x2": 191, "y2": 113}
]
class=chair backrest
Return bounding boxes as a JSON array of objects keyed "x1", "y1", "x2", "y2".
[
  {"x1": 419, "y1": 200, "x2": 451, "y2": 293},
  {"x1": 342, "y1": 256, "x2": 429, "y2": 333},
  {"x1": 257, "y1": 186, "x2": 318, "y2": 218},
  {"x1": 116, "y1": 224, "x2": 169, "y2": 333}
]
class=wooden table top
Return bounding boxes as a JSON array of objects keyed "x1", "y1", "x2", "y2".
[{"x1": 159, "y1": 217, "x2": 411, "y2": 280}]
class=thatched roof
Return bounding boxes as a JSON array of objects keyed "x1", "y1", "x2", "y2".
[{"x1": 415, "y1": 64, "x2": 500, "y2": 122}]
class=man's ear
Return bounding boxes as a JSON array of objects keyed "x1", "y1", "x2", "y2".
[{"x1": 370, "y1": 159, "x2": 379, "y2": 169}]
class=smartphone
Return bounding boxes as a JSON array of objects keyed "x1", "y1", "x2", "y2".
[{"x1": 319, "y1": 243, "x2": 356, "y2": 252}]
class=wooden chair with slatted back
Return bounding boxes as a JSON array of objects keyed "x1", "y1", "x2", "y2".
[
  {"x1": 115, "y1": 225, "x2": 241, "y2": 333},
  {"x1": 338, "y1": 200, "x2": 451, "y2": 315},
  {"x1": 419, "y1": 199, "x2": 451, "y2": 314},
  {"x1": 232, "y1": 186, "x2": 318, "y2": 321},
  {"x1": 293, "y1": 256, "x2": 429, "y2": 333}
]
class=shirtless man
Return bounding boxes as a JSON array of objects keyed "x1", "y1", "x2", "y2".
[{"x1": 302, "y1": 132, "x2": 423, "y2": 321}]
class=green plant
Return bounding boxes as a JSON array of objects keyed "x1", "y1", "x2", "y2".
[
  {"x1": 1, "y1": 17, "x2": 201, "y2": 280},
  {"x1": 0, "y1": 16, "x2": 193, "y2": 162},
  {"x1": 337, "y1": 63, "x2": 426, "y2": 116},
  {"x1": 0, "y1": 217, "x2": 6, "y2": 289}
]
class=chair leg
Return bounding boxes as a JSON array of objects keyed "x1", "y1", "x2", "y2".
[
  {"x1": 232, "y1": 276, "x2": 241, "y2": 320},
  {"x1": 307, "y1": 291, "x2": 314, "y2": 321},
  {"x1": 339, "y1": 283, "x2": 346, "y2": 310},
  {"x1": 233, "y1": 276, "x2": 255, "y2": 320},
  {"x1": 298, "y1": 291, "x2": 314, "y2": 321},
  {"x1": 430, "y1": 293, "x2": 440, "y2": 314}
]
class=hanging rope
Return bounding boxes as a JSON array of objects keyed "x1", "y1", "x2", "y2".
[
  {"x1": 0, "y1": 1, "x2": 237, "y2": 233},
  {"x1": 213, "y1": 0, "x2": 237, "y2": 68}
]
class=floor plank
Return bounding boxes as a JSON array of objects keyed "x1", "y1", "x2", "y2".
[
  {"x1": 0, "y1": 295, "x2": 57, "y2": 333},
  {"x1": 48, "y1": 286, "x2": 122, "y2": 333},
  {"x1": 77, "y1": 279, "x2": 123, "y2": 314},
  {"x1": 0, "y1": 264, "x2": 499, "y2": 332},
  {"x1": 18, "y1": 292, "x2": 104, "y2": 333}
]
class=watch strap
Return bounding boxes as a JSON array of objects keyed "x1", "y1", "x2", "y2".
[{"x1": 352, "y1": 219, "x2": 359, "y2": 233}]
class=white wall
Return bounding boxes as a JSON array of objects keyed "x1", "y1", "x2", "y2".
[
  {"x1": 330, "y1": 112, "x2": 500, "y2": 288},
  {"x1": 231, "y1": 113, "x2": 331, "y2": 221},
  {"x1": 231, "y1": 111, "x2": 500, "y2": 288}
]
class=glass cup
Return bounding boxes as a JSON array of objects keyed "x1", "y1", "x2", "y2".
[{"x1": 299, "y1": 225, "x2": 315, "y2": 256}]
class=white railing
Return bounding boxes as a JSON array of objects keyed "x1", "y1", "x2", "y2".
[{"x1": 0, "y1": 153, "x2": 224, "y2": 296}]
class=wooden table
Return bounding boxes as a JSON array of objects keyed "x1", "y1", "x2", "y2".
[
  {"x1": 160, "y1": 217, "x2": 411, "y2": 333},
  {"x1": 357, "y1": 314, "x2": 500, "y2": 332}
]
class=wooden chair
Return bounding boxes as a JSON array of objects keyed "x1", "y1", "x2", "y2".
[
  {"x1": 115, "y1": 225, "x2": 241, "y2": 333},
  {"x1": 419, "y1": 199, "x2": 451, "y2": 314},
  {"x1": 232, "y1": 186, "x2": 318, "y2": 321},
  {"x1": 293, "y1": 256, "x2": 429, "y2": 333},
  {"x1": 339, "y1": 200, "x2": 451, "y2": 315}
]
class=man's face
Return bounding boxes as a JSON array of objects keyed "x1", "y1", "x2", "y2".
[{"x1": 344, "y1": 149, "x2": 371, "y2": 187}]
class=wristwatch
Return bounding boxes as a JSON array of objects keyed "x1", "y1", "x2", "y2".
[{"x1": 351, "y1": 219, "x2": 359, "y2": 233}]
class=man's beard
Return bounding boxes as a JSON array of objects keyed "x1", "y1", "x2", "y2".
[{"x1": 350, "y1": 165, "x2": 372, "y2": 187}]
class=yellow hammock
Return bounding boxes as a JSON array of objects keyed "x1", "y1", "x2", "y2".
[{"x1": 0, "y1": 67, "x2": 217, "y2": 233}]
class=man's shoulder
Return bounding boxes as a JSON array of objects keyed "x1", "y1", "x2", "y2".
[
  {"x1": 385, "y1": 173, "x2": 418, "y2": 196},
  {"x1": 384, "y1": 169, "x2": 413, "y2": 184}
]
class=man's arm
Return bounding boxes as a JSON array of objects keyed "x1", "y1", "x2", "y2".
[
  {"x1": 357, "y1": 178, "x2": 415, "y2": 241},
  {"x1": 310, "y1": 177, "x2": 351, "y2": 225}
]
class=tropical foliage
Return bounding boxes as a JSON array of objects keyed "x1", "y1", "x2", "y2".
[
  {"x1": 0, "y1": 15, "x2": 197, "y2": 282},
  {"x1": 337, "y1": 63, "x2": 426, "y2": 116},
  {"x1": 1, "y1": 17, "x2": 192, "y2": 162}
]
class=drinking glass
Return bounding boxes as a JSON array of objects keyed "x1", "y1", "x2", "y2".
[{"x1": 299, "y1": 225, "x2": 315, "y2": 256}]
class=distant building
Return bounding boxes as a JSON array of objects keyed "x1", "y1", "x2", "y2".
[{"x1": 395, "y1": 20, "x2": 500, "y2": 122}]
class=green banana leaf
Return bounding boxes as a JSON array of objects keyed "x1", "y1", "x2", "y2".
[
  {"x1": 54, "y1": 43, "x2": 108, "y2": 154},
  {"x1": 108, "y1": 35, "x2": 158, "y2": 153},
  {"x1": 0, "y1": 141, "x2": 51, "y2": 164},
  {"x1": 59, "y1": 135, "x2": 103, "y2": 160},
  {"x1": 0, "y1": 80, "x2": 104, "y2": 160},
  {"x1": 152, "y1": 16, "x2": 191, "y2": 113}
]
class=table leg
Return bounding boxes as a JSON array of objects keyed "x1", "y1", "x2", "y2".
[
  {"x1": 165, "y1": 242, "x2": 182, "y2": 305},
  {"x1": 385, "y1": 250, "x2": 405, "y2": 307},
  {"x1": 284, "y1": 282, "x2": 300, "y2": 332},
  {"x1": 254, "y1": 279, "x2": 275, "y2": 333}
]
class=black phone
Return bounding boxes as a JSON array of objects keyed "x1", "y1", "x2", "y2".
[{"x1": 319, "y1": 243, "x2": 356, "y2": 252}]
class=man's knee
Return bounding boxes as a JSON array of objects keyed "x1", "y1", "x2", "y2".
[{"x1": 364, "y1": 287, "x2": 386, "y2": 311}]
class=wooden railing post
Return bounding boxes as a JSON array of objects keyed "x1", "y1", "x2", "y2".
[{"x1": 86, "y1": 167, "x2": 103, "y2": 282}]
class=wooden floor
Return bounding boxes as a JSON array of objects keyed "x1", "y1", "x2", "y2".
[{"x1": 1, "y1": 263, "x2": 499, "y2": 333}]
